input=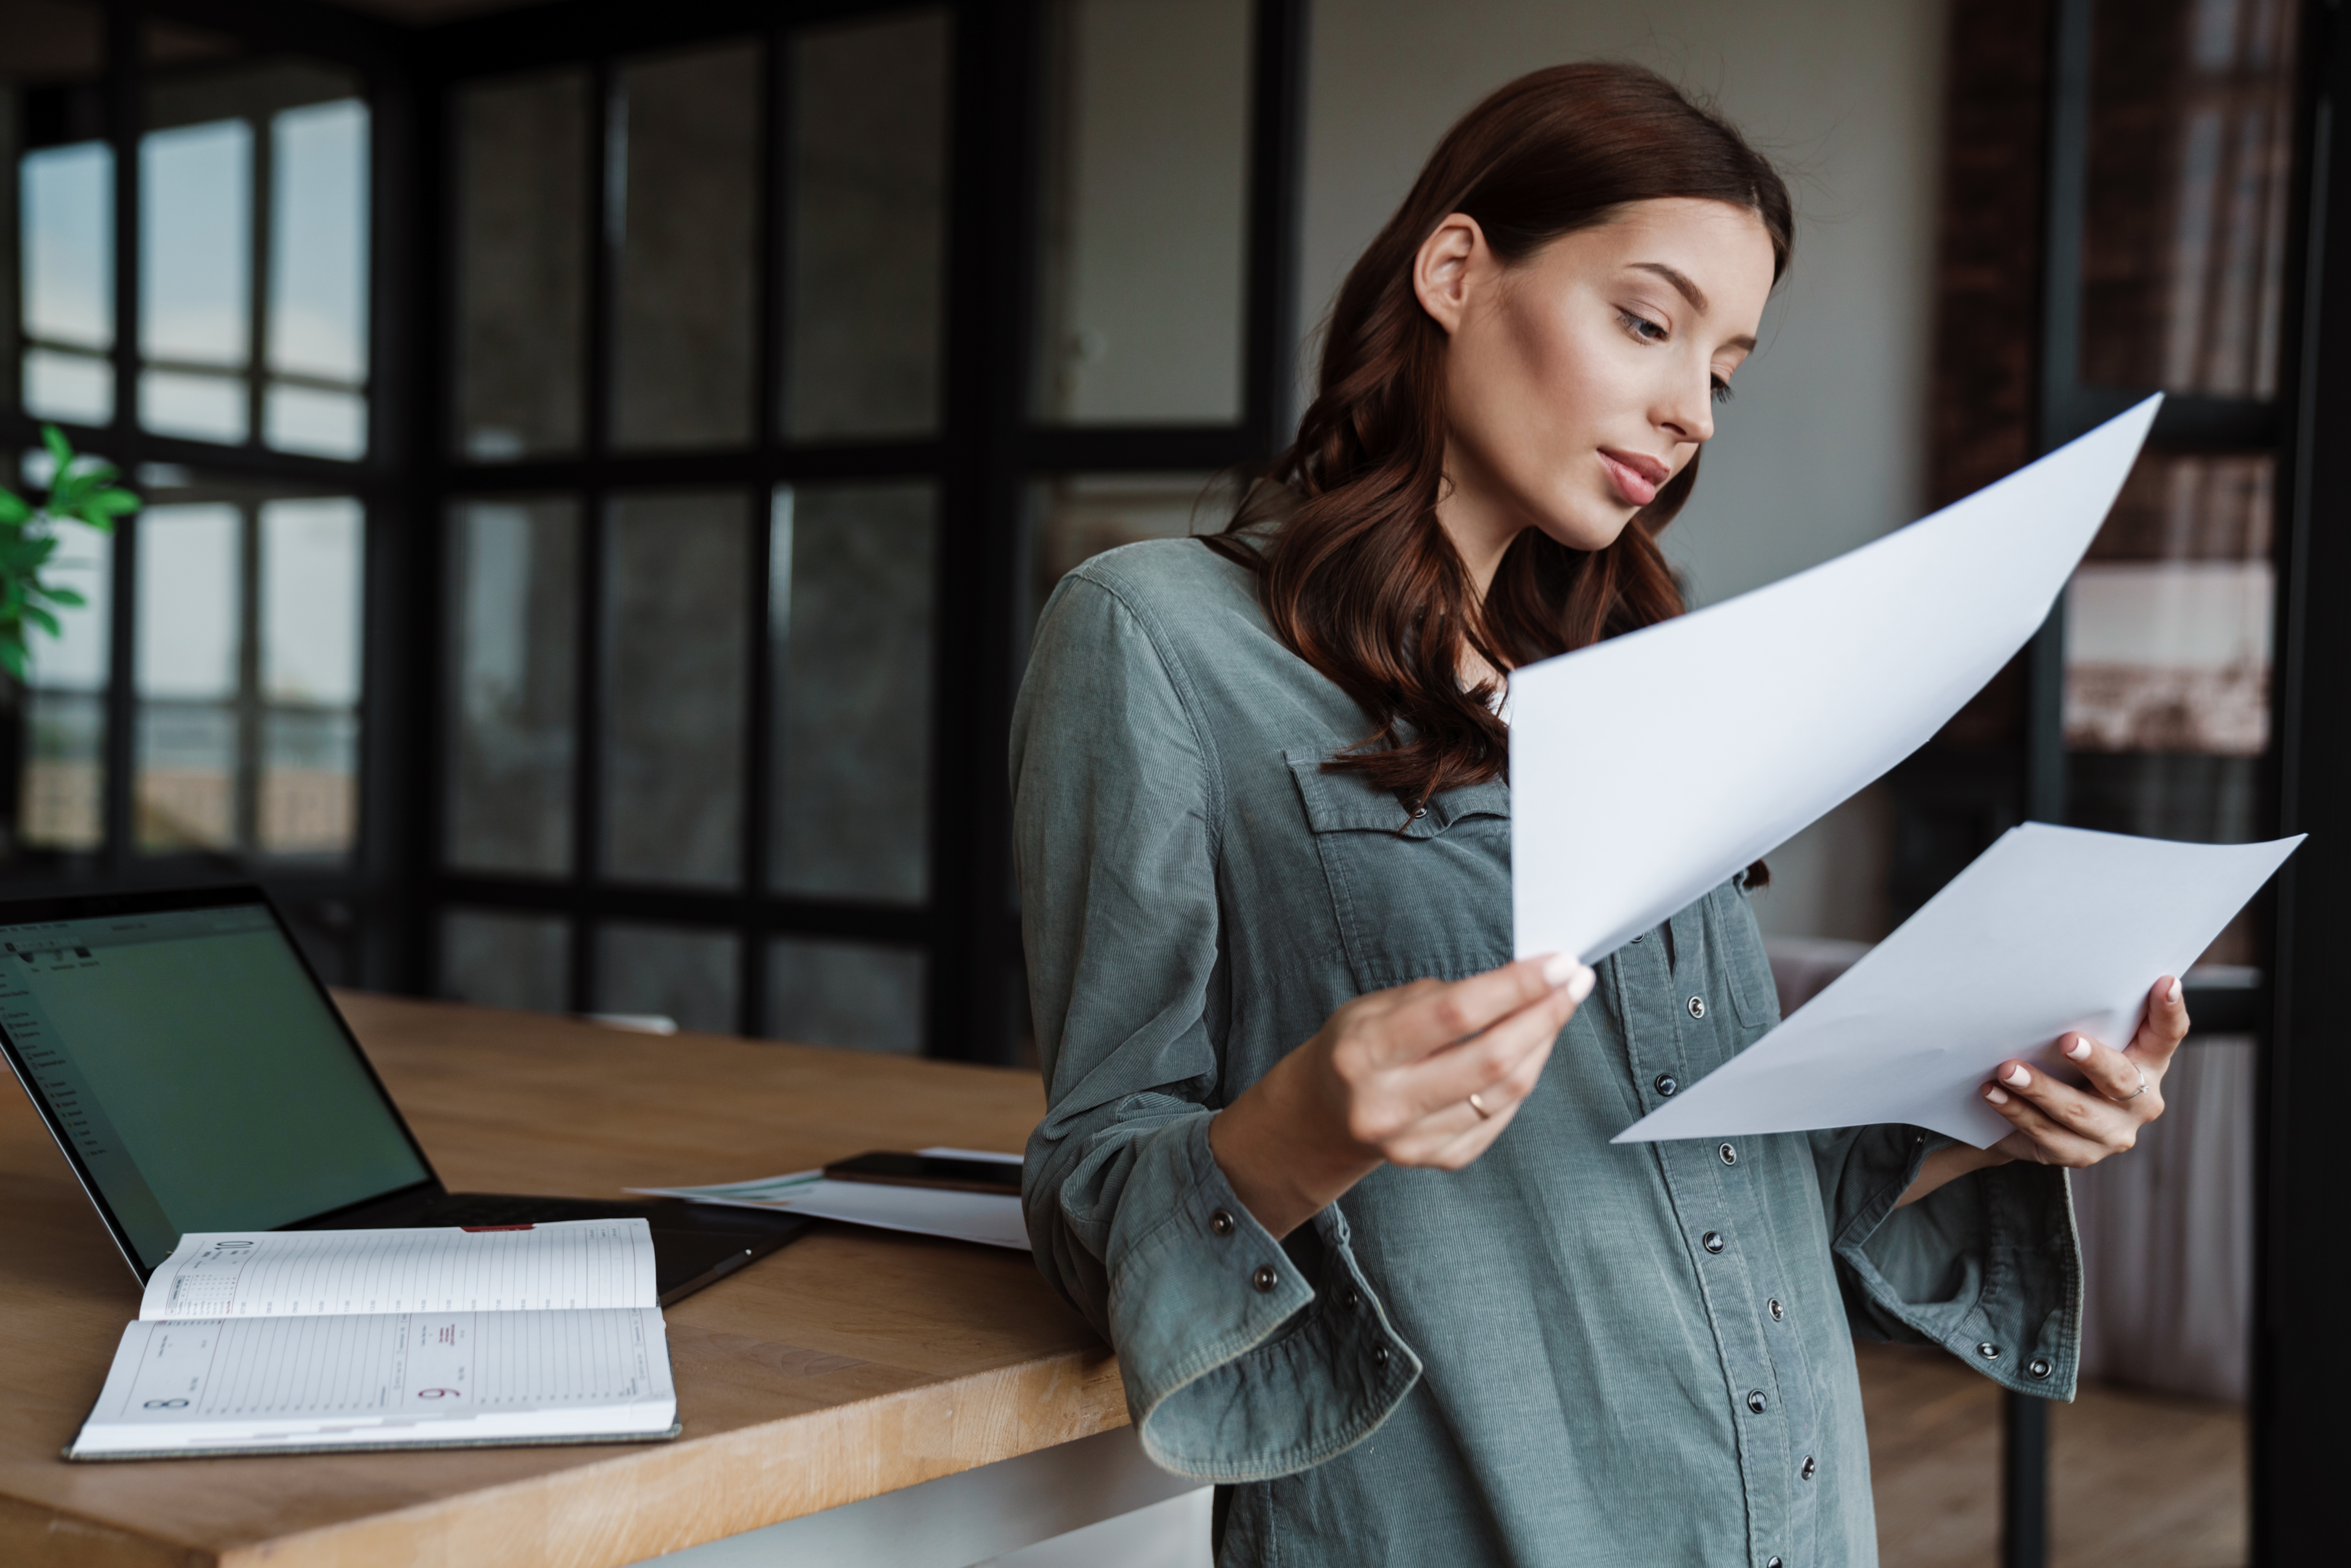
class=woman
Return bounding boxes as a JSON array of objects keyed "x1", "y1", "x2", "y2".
[{"x1": 1012, "y1": 64, "x2": 2182, "y2": 1567}]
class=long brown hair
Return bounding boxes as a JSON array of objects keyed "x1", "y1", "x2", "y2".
[{"x1": 1208, "y1": 63, "x2": 1793, "y2": 808}]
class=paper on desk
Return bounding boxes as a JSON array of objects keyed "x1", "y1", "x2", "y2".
[
  {"x1": 627, "y1": 1148, "x2": 1027, "y2": 1251},
  {"x1": 1615, "y1": 823, "x2": 2300, "y2": 1148},
  {"x1": 1512, "y1": 396, "x2": 2161, "y2": 965}
]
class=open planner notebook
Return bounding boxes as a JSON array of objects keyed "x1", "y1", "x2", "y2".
[{"x1": 68, "y1": 1219, "x2": 678, "y2": 1461}]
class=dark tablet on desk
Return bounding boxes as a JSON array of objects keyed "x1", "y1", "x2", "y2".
[{"x1": 825, "y1": 1151, "x2": 1024, "y2": 1195}]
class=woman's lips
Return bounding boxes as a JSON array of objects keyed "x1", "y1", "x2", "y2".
[{"x1": 1600, "y1": 449, "x2": 1668, "y2": 508}]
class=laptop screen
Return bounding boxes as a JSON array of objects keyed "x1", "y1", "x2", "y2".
[{"x1": 0, "y1": 898, "x2": 431, "y2": 1270}]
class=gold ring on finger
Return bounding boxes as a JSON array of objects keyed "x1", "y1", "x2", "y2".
[{"x1": 1467, "y1": 1092, "x2": 1494, "y2": 1119}]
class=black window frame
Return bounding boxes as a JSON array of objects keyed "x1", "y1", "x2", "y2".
[
  {"x1": 0, "y1": 0, "x2": 420, "y2": 986},
  {"x1": 2, "y1": 0, "x2": 1308, "y2": 1061},
  {"x1": 2001, "y1": 2, "x2": 2339, "y2": 1565},
  {"x1": 403, "y1": 0, "x2": 1305, "y2": 1059}
]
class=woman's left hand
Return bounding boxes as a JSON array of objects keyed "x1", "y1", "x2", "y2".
[{"x1": 1980, "y1": 974, "x2": 2188, "y2": 1167}]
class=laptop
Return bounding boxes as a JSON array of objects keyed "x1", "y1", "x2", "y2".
[{"x1": 0, "y1": 884, "x2": 807, "y2": 1304}]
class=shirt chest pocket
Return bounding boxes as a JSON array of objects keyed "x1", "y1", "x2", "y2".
[
  {"x1": 1700, "y1": 879, "x2": 1780, "y2": 1040},
  {"x1": 1285, "y1": 750, "x2": 1514, "y2": 992}
]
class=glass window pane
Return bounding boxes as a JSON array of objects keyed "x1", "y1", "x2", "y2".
[
  {"x1": 441, "y1": 909, "x2": 569, "y2": 1013},
  {"x1": 455, "y1": 69, "x2": 588, "y2": 461},
  {"x1": 139, "y1": 367, "x2": 246, "y2": 443},
  {"x1": 139, "y1": 118, "x2": 250, "y2": 369},
  {"x1": 610, "y1": 42, "x2": 759, "y2": 451},
  {"x1": 2082, "y1": 0, "x2": 2299, "y2": 395},
  {"x1": 23, "y1": 347, "x2": 111, "y2": 425},
  {"x1": 767, "y1": 936, "x2": 924, "y2": 1053},
  {"x1": 264, "y1": 383, "x2": 364, "y2": 457},
  {"x1": 595, "y1": 922, "x2": 738, "y2": 1035},
  {"x1": 135, "y1": 502, "x2": 240, "y2": 851},
  {"x1": 783, "y1": 10, "x2": 948, "y2": 441},
  {"x1": 2066, "y1": 452, "x2": 2272, "y2": 769},
  {"x1": 19, "y1": 516, "x2": 111, "y2": 852},
  {"x1": 131, "y1": 478, "x2": 364, "y2": 859},
  {"x1": 137, "y1": 503, "x2": 240, "y2": 698},
  {"x1": 1034, "y1": 0, "x2": 1250, "y2": 424},
  {"x1": 603, "y1": 491, "x2": 745, "y2": 885},
  {"x1": 21, "y1": 142, "x2": 114, "y2": 352},
  {"x1": 7, "y1": 3, "x2": 108, "y2": 423},
  {"x1": 266, "y1": 99, "x2": 367, "y2": 384},
  {"x1": 258, "y1": 497, "x2": 359, "y2": 855},
  {"x1": 770, "y1": 482, "x2": 934, "y2": 902},
  {"x1": 447, "y1": 498, "x2": 576, "y2": 875}
]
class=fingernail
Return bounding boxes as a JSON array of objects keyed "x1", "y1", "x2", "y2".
[
  {"x1": 1565, "y1": 965, "x2": 1596, "y2": 1003},
  {"x1": 1985, "y1": 1085, "x2": 2010, "y2": 1105},
  {"x1": 1541, "y1": 953, "x2": 1579, "y2": 988},
  {"x1": 2065, "y1": 1037, "x2": 2092, "y2": 1061},
  {"x1": 2167, "y1": 977, "x2": 2183, "y2": 1006},
  {"x1": 2002, "y1": 1065, "x2": 2032, "y2": 1087}
]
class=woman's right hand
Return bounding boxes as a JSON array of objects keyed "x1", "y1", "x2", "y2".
[{"x1": 1207, "y1": 954, "x2": 1596, "y2": 1239}]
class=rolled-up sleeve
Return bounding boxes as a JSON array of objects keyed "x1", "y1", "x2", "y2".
[
  {"x1": 1810, "y1": 1125, "x2": 2083, "y2": 1399},
  {"x1": 1012, "y1": 568, "x2": 1420, "y2": 1480}
]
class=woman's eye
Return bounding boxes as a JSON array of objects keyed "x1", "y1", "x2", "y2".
[
  {"x1": 1711, "y1": 377, "x2": 1735, "y2": 405},
  {"x1": 1617, "y1": 310, "x2": 1668, "y2": 343}
]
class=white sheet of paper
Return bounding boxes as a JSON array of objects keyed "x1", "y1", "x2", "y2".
[
  {"x1": 628, "y1": 1147, "x2": 1028, "y2": 1251},
  {"x1": 1511, "y1": 396, "x2": 2161, "y2": 964},
  {"x1": 1614, "y1": 824, "x2": 2300, "y2": 1148}
]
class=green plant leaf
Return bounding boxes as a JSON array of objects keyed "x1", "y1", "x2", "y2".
[
  {"x1": 23, "y1": 605, "x2": 60, "y2": 640},
  {"x1": 0, "y1": 491, "x2": 28, "y2": 526},
  {"x1": 40, "y1": 585, "x2": 86, "y2": 609},
  {"x1": 87, "y1": 486, "x2": 142, "y2": 518},
  {"x1": 40, "y1": 425, "x2": 72, "y2": 478},
  {"x1": 0, "y1": 636, "x2": 26, "y2": 682}
]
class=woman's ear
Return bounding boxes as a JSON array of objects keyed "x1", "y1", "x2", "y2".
[{"x1": 1414, "y1": 213, "x2": 1486, "y2": 336}]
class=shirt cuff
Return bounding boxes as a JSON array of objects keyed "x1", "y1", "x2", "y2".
[
  {"x1": 1821, "y1": 1125, "x2": 2084, "y2": 1400},
  {"x1": 1107, "y1": 1114, "x2": 1421, "y2": 1480}
]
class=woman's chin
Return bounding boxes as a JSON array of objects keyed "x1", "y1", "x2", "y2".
[{"x1": 1528, "y1": 505, "x2": 1639, "y2": 555}]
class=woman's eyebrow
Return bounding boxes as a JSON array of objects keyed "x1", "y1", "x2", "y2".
[{"x1": 1630, "y1": 261, "x2": 1708, "y2": 312}]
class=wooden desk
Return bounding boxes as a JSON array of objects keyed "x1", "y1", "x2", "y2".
[{"x1": 0, "y1": 995, "x2": 1127, "y2": 1567}]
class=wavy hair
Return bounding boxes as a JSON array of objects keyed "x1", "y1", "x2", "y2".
[{"x1": 1207, "y1": 63, "x2": 1793, "y2": 810}]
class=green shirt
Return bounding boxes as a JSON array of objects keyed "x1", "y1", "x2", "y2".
[{"x1": 1012, "y1": 538, "x2": 2081, "y2": 1568}]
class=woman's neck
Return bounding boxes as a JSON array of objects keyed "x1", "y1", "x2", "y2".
[
  {"x1": 1434, "y1": 442, "x2": 1528, "y2": 599},
  {"x1": 1435, "y1": 443, "x2": 1521, "y2": 693}
]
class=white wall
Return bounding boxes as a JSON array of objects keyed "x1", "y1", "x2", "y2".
[{"x1": 1299, "y1": 0, "x2": 1949, "y2": 940}]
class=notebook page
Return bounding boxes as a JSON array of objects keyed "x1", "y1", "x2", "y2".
[
  {"x1": 70, "y1": 1307, "x2": 675, "y2": 1456},
  {"x1": 138, "y1": 1220, "x2": 657, "y2": 1320}
]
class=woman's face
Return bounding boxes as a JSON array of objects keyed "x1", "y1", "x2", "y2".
[{"x1": 1416, "y1": 197, "x2": 1778, "y2": 561}]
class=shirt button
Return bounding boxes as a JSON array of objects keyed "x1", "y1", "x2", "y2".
[
  {"x1": 1252, "y1": 1265, "x2": 1278, "y2": 1293},
  {"x1": 1718, "y1": 1143, "x2": 1737, "y2": 1166},
  {"x1": 1702, "y1": 1231, "x2": 1725, "y2": 1254},
  {"x1": 1209, "y1": 1209, "x2": 1234, "y2": 1238},
  {"x1": 1654, "y1": 1073, "x2": 1679, "y2": 1097},
  {"x1": 1745, "y1": 1389, "x2": 1767, "y2": 1415},
  {"x1": 1801, "y1": 1455, "x2": 1817, "y2": 1481},
  {"x1": 1976, "y1": 1342, "x2": 2001, "y2": 1360},
  {"x1": 1767, "y1": 1559, "x2": 1782, "y2": 1568},
  {"x1": 2028, "y1": 1356, "x2": 2053, "y2": 1379},
  {"x1": 1409, "y1": 805, "x2": 1427, "y2": 820},
  {"x1": 1769, "y1": 1298, "x2": 1785, "y2": 1321},
  {"x1": 1372, "y1": 1344, "x2": 1390, "y2": 1368},
  {"x1": 1342, "y1": 1286, "x2": 1361, "y2": 1310},
  {"x1": 1687, "y1": 995, "x2": 1706, "y2": 1019}
]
